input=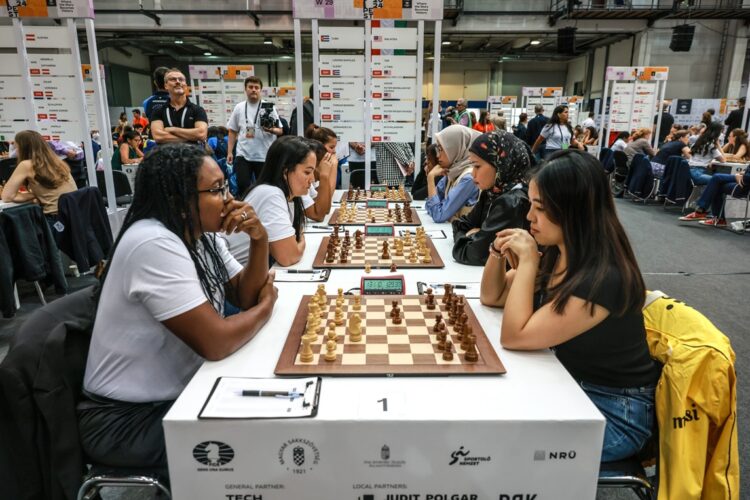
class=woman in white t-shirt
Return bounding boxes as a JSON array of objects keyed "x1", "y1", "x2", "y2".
[
  {"x1": 244, "y1": 136, "x2": 316, "y2": 266},
  {"x1": 688, "y1": 121, "x2": 726, "y2": 185},
  {"x1": 610, "y1": 131, "x2": 630, "y2": 152},
  {"x1": 79, "y1": 144, "x2": 278, "y2": 479},
  {"x1": 530, "y1": 105, "x2": 583, "y2": 159}
]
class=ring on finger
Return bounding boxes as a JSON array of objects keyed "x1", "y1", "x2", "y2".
[{"x1": 241, "y1": 211, "x2": 248, "y2": 221}]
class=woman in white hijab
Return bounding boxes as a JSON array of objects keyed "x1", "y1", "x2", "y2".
[{"x1": 424, "y1": 125, "x2": 481, "y2": 222}]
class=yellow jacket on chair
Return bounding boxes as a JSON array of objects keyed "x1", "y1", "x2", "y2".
[{"x1": 643, "y1": 292, "x2": 739, "y2": 500}]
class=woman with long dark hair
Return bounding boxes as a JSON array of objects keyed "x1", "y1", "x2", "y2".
[
  {"x1": 79, "y1": 143, "x2": 277, "y2": 478},
  {"x1": 530, "y1": 105, "x2": 583, "y2": 159},
  {"x1": 472, "y1": 110, "x2": 495, "y2": 134},
  {"x1": 688, "y1": 121, "x2": 726, "y2": 186},
  {"x1": 480, "y1": 150, "x2": 660, "y2": 462},
  {"x1": 1, "y1": 130, "x2": 76, "y2": 218},
  {"x1": 721, "y1": 128, "x2": 749, "y2": 162},
  {"x1": 241, "y1": 135, "x2": 315, "y2": 266},
  {"x1": 452, "y1": 130, "x2": 532, "y2": 266}
]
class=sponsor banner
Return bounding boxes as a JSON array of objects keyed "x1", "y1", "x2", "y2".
[
  {"x1": 372, "y1": 121, "x2": 416, "y2": 142},
  {"x1": 522, "y1": 87, "x2": 563, "y2": 97},
  {"x1": 319, "y1": 54, "x2": 365, "y2": 77},
  {"x1": 2, "y1": 0, "x2": 94, "y2": 19},
  {"x1": 318, "y1": 26, "x2": 365, "y2": 49},
  {"x1": 21, "y1": 26, "x2": 72, "y2": 49},
  {"x1": 606, "y1": 66, "x2": 669, "y2": 82},
  {"x1": 372, "y1": 55, "x2": 416, "y2": 77},
  {"x1": 319, "y1": 99, "x2": 363, "y2": 119},
  {"x1": 222, "y1": 81, "x2": 246, "y2": 93},
  {"x1": 670, "y1": 98, "x2": 739, "y2": 127},
  {"x1": 293, "y1": 0, "x2": 443, "y2": 20},
  {"x1": 189, "y1": 65, "x2": 222, "y2": 80},
  {"x1": 371, "y1": 99, "x2": 416, "y2": 122},
  {"x1": 371, "y1": 78, "x2": 416, "y2": 100},
  {"x1": 223, "y1": 65, "x2": 255, "y2": 80},
  {"x1": 262, "y1": 86, "x2": 297, "y2": 122},
  {"x1": 320, "y1": 78, "x2": 365, "y2": 100},
  {"x1": 372, "y1": 27, "x2": 417, "y2": 50}
]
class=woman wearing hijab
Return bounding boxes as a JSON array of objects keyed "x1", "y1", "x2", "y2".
[
  {"x1": 424, "y1": 125, "x2": 481, "y2": 223},
  {"x1": 452, "y1": 130, "x2": 533, "y2": 266}
]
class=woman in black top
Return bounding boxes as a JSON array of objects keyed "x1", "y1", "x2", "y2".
[
  {"x1": 452, "y1": 131, "x2": 532, "y2": 266},
  {"x1": 480, "y1": 150, "x2": 661, "y2": 462}
]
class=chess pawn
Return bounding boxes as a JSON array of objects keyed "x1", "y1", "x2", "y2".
[
  {"x1": 425, "y1": 288, "x2": 436, "y2": 310},
  {"x1": 338, "y1": 288, "x2": 344, "y2": 300},
  {"x1": 442, "y1": 341, "x2": 454, "y2": 361},
  {"x1": 422, "y1": 251, "x2": 432, "y2": 264},
  {"x1": 390, "y1": 263, "x2": 397, "y2": 272},
  {"x1": 460, "y1": 325, "x2": 473, "y2": 351},
  {"x1": 365, "y1": 263, "x2": 371, "y2": 273},
  {"x1": 324, "y1": 339, "x2": 337, "y2": 362},
  {"x1": 299, "y1": 336, "x2": 314, "y2": 363},
  {"x1": 437, "y1": 331, "x2": 447, "y2": 351},
  {"x1": 391, "y1": 306, "x2": 402, "y2": 325},
  {"x1": 464, "y1": 334, "x2": 479, "y2": 362},
  {"x1": 327, "y1": 322, "x2": 337, "y2": 342},
  {"x1": 334, "y1": 305, "x2": 345, "y2": 326},
  {"x1": 352, "y1": 295, "x2": 362, "y2": 311},
  {"x1": 348, "y1": 313, "x2": 362, "y2": 342}
]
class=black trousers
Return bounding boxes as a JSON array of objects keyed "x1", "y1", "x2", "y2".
[
  {"x1": 77, "y1": 391, "x2": 173, "y2": 481},
  {"x1": 234, "y1": 156, "x2": 265, "y2": 196}
]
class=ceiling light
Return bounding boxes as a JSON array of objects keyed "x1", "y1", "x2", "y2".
[
  {"x1": 174, "y1": 39, "x2": 183, "y2": 44},
  {"x1": 203, "y1": 51, "x2": 212, "y2": 56},
  {"x1": 530, "y1": 40, "x2": 541, "y2": 45},
  {"x1": 441, "y1": 40, "x2": 450, "y2": 46},
  {"x1": 281, "y1": 55, "x2": 292, "y2": 59},
  {"x1": 264, "y1": 37, "x2": 272, "y2": 45}
]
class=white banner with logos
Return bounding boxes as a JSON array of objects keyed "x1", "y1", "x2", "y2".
[
  {"x1": 320, "y1": 119, "x2": 364, "y2": 143},
  {"x1": 318, "y1": 26, "x2": 366, "y2": 49},
  {"x1": 319, "y1": 55, "x2": 366, "y2": 78},
  {"x1": 372, "y1": 121, "x2": 417, "y2": 143},
  {"x1": 372, "y1": 55, "x2": 417, "y2": 78},
  {"x1": 293, "y1": 0, "x2": 443, "y2": 20},
  {"x1": 372, "y1": 78, "x2": 417, "y2": 100},
  {"x1": 320, "y1": 78, "x2": 366, "y2": 101},
  {"x1": 372, "y1": 27, "x2": 417, "y2": 50},
  {"x1": 372, "y1": 99, "x2": 416, "y2": 122}
]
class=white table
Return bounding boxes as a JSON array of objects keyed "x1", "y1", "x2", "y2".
[{"x1": 164, "y1": 193, "x2": 605, "y2": 500}]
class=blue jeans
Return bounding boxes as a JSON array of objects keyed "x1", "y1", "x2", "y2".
[
  {"x1": 696, "y1": 173, "x2": 749, "y2": 217},
  {"x1": 579, "y1": 381, "x2": 656, "y2": 463},
  {"x1": 689, "y1": 166, "x2": 712, "y2": 186}
]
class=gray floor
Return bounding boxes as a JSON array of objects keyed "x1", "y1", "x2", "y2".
[{"x1": 0, "y1": 198, "x2": 747, "y2": 499}]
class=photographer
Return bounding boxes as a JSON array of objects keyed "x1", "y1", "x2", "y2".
[{"x1": 227, "y1": 76, "x2": 283, "y2": 194}]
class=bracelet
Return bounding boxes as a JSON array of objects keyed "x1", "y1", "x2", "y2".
[{"x1": 488, "y1": 243, "x2": 505, "y2": 260}]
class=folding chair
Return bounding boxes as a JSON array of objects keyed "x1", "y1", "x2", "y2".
[
  {"x1": 97, "y1": 170, "x2": 134, "y2": 206},
  {"x1": 718, "y1": 184, "x2": 750, "y2": 234},
  {"x1": 598, "y1": 456, "x2": 656, "y2": 500},
  {"x1": 660, "y1": 156, "x2": 692, "y2": 210},
  {"x1": 599, "y1": 147, "x2": 614, "y2": 174},
  {"x1": 626, "y1": 154, "x2": 658, "y2": 202},
  {"x1": 611, "y1": 151, "x2": 629, "y2": 197}
]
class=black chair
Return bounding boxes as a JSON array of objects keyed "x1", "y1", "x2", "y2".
[
  {"x1": 96, "y1": 170, "x2": 133, "y2": 206},
  {"x1": 349, "y1": 166, "x2": 379, "y2": 189},
  {"x1": 660, "y1": 156, "x2": 692, "y2": 210},
  {"x1": 64, "y1": 157, "x2": 88, "y2": 189},
  {"x1": 626, "y1": 154, "x2": 657, "y2": 202},
  {"x1": 598, "y1": 456, "x2": 656, "y2": 499},
  {"x1": 599, "y1": 147, "x2": 615, "y2": 174},
  {"x1": 611, "y1": 150, "x2": 629, "y2": 197},
  {"x1": 0, "y1": 157, "x2": 16, "y2": 184}
]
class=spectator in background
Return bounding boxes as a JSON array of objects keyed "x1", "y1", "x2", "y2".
[
  {"x1": 721, "y1": 128, "x2": 749, "y2": 163},
  {"x1": 473, "y1": 111, "x2": 495, "y2": 134},
  {"x1": 454, "y1": 98, "x2": 474, "y2": 127},
  {"x1": 490, "y1": 115, "x2": 506, "y2": 132},
  {"x1": 531, "y1": 105, "x2": 582, "y2": 159},
  {"x1": 373, "y1": 142, "x2": 414, "y2": 187},
  {"x1": 582, "y1": 126, "x2": 599, "y2": 147},
  {"x1": 114, "y1": 113, "x2": 128, "y2": 140},
  {"x1": 207, "y1": 126, "x2": 229, "y2": 162},
  {"x1": 424, "y1": 125, "x2": 481, "y2": 223},
  {"x1": 142, "y1": 67, "x2": 171, "y2": 122},
  {"x1": 688, "y1": 121, "x2": 726, "y2": 186},
  {"x1": 514, "y1": 113, "x2": 528, "y2": 142},
  {"x1": 110, "y1": 130, "x2": 143, "y2": 171},
  {"x1": 725, "y1": 97, "x2": 748, "y2": 132},
  {"x1": 650, "y1": 130, "x2": 691, "y2": 178},
  {"x1": 90, "y1": 130, "x2": 101, "y2": 159},
  {"x1": 610, "y1": 131, "x2": 630, "y2": 152},
  {"x1": 425, "y1": 100, "x2": 441, "y2": 145},
  {"x1": 151, "y1": 68, "x2": 208, "y2": 147},
  {"x1": 132, "y1": 109, "x2": 149, "y2": 130},
  {"x1": 289, "y1": 84, "x2": 315, "y2": 137},
  {"x1": 701, "y1": 109, "x2": 715, "y2": 129},
  {"x1": 1, "y1": 130, "x2": 76, "y2": 223},
  {"x1": 687, "y1": 125, "x2": 702, "y2": 147},
  {"x1": 347, "y1": 141, "x2": 377, "y2": 186},
  {"x1": 679, "y1": 165, "x2": 749, "y2": 226},
  {"x1": 441, "y1": 105, "x2": 456, "y2": 129},
  {"x1": 581, "y1": 111, "x2": 596, "y2": 129},
  {"x1": 525, "y1": 104, "x2": 548, "y2": 153},
  {"x1": 411, "y1": 143, "x2": 440, "y2": 200},
  {"x1": 624, "y1": 128, "x2": 656, "y2": 165},
  {"x1": 653, "y1": 102, "x2": 674, "y2": 146}
]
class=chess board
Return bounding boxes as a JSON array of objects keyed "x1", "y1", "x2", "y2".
[
  {"x1": 327, "y1": 207, "x2": 421, "y2": 226},
  {"x1": 275, "y1": 294, "x2": 506, "y2": 376},
  {"x1": 312, "y1": 235, "x2": 444, "y2": 269},
  {"x1": 340, "y1": 189, "x2": 412, "y2": 203}
]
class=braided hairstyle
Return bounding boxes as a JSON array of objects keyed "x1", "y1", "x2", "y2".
[{"x1": 98, "y1": 143, "x2": 231, "y2": 312}]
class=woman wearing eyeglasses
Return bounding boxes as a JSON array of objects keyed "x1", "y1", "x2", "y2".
[{"x1": 79, "y1": 144, "x2": 277, "y2": 480}]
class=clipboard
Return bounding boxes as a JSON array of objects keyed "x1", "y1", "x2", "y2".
[{"x1": 199, "y1": 376, "x2": 322, "y2": 419}]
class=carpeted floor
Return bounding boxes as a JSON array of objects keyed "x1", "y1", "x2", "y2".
[{"x1": 0, "y1": 198, "x2": 747, "y2": 499}]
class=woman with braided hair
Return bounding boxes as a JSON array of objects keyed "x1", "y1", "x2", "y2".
[
  {"x1": 451, "y1": 130, "x2": 533, "y2": 266},
  {"x1": 79, "y1": 143, "x2": 277, "y2": 479}
]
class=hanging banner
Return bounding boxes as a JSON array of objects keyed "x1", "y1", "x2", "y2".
[
  {"x1": 318, "y1": 26, "x2": 365, "y2": 49},
  {"x1": 605, "y1": 66, "x2": 669, "y2": 82},
  {"x1": 631, "y1": 81, "x2": 657, "y2": 130},
  {"x1": 609, "y1": 82, "x2": 634, "y2": 131},
  {"x1": 293, "y1": 0, "x2": 443, "y2": 20},
  {"x1": 2, "y1": 0, "x2": 94, "y2": 18},
  {"x1": 670, "y1": 98, "x2": 739, "y2": 127}
]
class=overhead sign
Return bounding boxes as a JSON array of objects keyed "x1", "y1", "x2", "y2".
[
  {"x1": 606, "y1": 66, "x2": 669, "y2": 82},
  {"x1": 293, "y1": 0, "x2": 443, "y2": 20},
  {"x1": 2, "y1": 0, "x2": 94, "y2": 18}
]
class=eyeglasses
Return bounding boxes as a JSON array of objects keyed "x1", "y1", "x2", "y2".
[
  {"x1": 198, "y1": 180, "x2": 229, "y2": 201},
  {"x1": 166, "y1": 76, "x2": 186, "y2": 83}
]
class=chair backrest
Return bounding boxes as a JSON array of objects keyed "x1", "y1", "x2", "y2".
[
  {"x1": 349, "y1": 169, "x2": 366, "y2": 189},
  {"x1": 0, "y1": 157, "x2": 16, "y2": 183},
  {"x1": 112, "y1": 171, "x2": 133, "y2": 197},
  {"x1": 626, "y1": 154, "x2": 654, "y2": 196},
  {"x1": 599, "y1": 147, "x2": 614, "y2": 173},
  {"x1": 612, "y1": 150, "x2": 628, "y2": 170}
]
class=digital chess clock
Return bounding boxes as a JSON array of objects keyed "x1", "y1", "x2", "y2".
[
  {"x1": 369, "y1": 184, "x2": 388, "y2": 192},
  {"x1": 364, "y1": 223, "x2": 395, "y2": 236},
  {"x1": 360, "y1": 275, "x2": 406, "y2": 295},
  {"x1": 366, "y1": 199, "x2": 388, "y2": 208}
]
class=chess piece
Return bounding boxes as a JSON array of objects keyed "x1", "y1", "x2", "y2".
[
  {"x1": 327, "y1": 321, "x2": 337, "y2": 342},
  {"x1": 339, "y1": 248, "x2": 348, "y2": 264},
  {"x1": 408, "y1": 249, "x2": 417, "y2": 263},
  {"x1": 390, "y1": 300, "x2": 399, "y2": 318},
  {"x1": 464, "y1": 334, "x2": 479, "y2": 362},
  {"x1": 391, "y1": 306, "x2": 402, "y2": 325},
  {"x1": 422, "y1": 251, "x2": 432, "y2": 264},
  {"x1": 390, "y1": 263, "x2": 397, "y2": 272},
  {"x1": 353, "y1": 295, "x2": 362, "y2": 311},
  {"x1": 348, "y1": 313, "x2": 362, "y2": 342},
  {"x1": 299, "y1": 336, "x2": 314, "y2": 363},
  {"x1": 425, "y1": 288, "x2": 436, "y2": 310},
  {"x1": 365, "y1": 263, "x2": 371, "y2": 273},
  {"x1": 461, "y1": 325, "x2": 473, "y2": 351},
  {"x1": 334, "y1": 305, "x2": 344, "y2": 326},
  {"x1": 442, "y1": 284, "x2": 452, "y2": 303},
  {"x1": 437, "y1": 332, "x2": 446, "y2": 351},
  {"x1": 442, "y1": 341, "x2": 454, "y2": 361},
  {"x1": 324, "y1": 339, "x2": 337, "y2": 362},
  {"x1": 338, "y1": 288, "x2": 344, "y2": 301}
]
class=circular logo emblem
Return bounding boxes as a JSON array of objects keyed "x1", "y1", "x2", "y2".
[
  {"x1": 192, "y1": 441, "x2": 235, "y2": 466},
  {"x1": 278, "y1": 438, "x2": 320, "y2": 472}
]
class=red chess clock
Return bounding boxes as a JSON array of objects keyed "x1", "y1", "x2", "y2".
[{"x1": 360, "y1": 275, "x2": 405, "y2": 295}]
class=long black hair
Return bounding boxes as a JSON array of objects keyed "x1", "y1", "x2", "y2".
[
  {"x1": 98, "y1": 144, "x2": 230, "y2": 312},
  {"x1": 247, "y1": 135, "x2": 315, "y2": 240},
  {"x1": 532, "y1": 150, "x2": 645, "y2": 316},
  {"x1": 691, "y1": 121, "x2": 723, "y2": 157},
  {"x1": 542, "y1": 105, "x2": 573, "y2": 138}
]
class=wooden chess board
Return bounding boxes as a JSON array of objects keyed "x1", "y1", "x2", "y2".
[
  {"x1": 275, "y1": 294, "x2": 506, "y2": 376},
  {"x1": 327, "y1": 207, "x2": 421, "y2": 226},
  {"x1": 340, "y1": 189, "x2": 412, "y2": 203},
  {"x1": 312, "y1": 235, "x2": 444, "y2": 269}
]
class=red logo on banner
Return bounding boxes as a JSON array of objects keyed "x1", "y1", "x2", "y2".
[
  {"x1": 33, "y1": 91, "x2": 43, "y2": 97},
  {"x1": 372, "y1": 92, "x2": 382, "y2": 98},
  {"x1": 320, "y1": 69, "x2": 331, "y2": 76},
  {"x1": 42, "y1": 69, "x2": 50, "y2": 74},
  {"x1": 30, "y1": 69, "x2": 40, "y2": 75},
  {"x1": 372, "y1": 70, "x2": 382, "y2": 76},
  {"x1": 372, "y1": 115, "x2": 382, "y2": 120},
  {"x1": 320, "y1": 92, "x2": 331, "y2": 99},
  {"x1": 372, "y1": 136, "x2": 382, "y2": 142},
  {"x1": 37, "y1": 114, "x2": 48, "y2": 119},
  {"x1": 321, "y1": 114, "x2": 332, "y2": 120}
]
